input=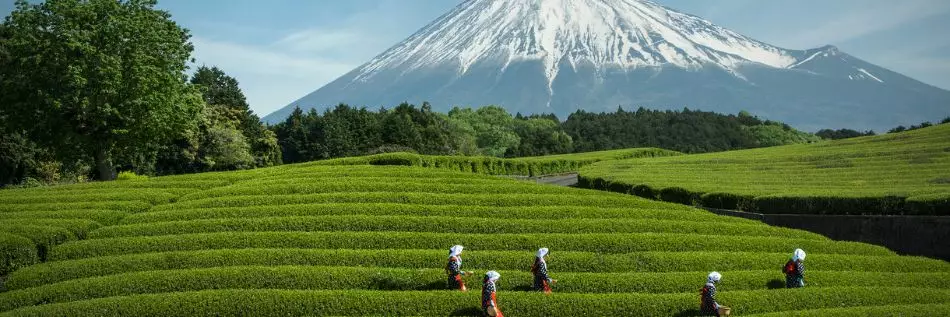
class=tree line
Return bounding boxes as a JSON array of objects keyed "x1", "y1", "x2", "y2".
[
  {"x1": 815, "y1": 116, "x2": 950, "y2": 140},
  {"x1": 271, "y1": 105, "x2": 821, "y2": 164}
]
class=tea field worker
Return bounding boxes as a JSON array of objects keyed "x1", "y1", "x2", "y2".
[
  {"x1": 482, "y1": 271, "x2": 504, "y2": 317},
  {"x1": 783, "y1": 248, "x2": 806, "y2": 288},
  {"x1": 446, "y1": 245, "x2": 474, "y2": 291},
  {"x1": 700, "y1": 271, "x2": 731, "y2": 316},
  {"x1": 531, "y1": 247, "x2": 556, "y2": 294}
]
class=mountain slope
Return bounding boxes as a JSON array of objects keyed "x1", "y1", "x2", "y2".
[{"x1": 263, "y1": 0, "x2": 950, "y2": 132}]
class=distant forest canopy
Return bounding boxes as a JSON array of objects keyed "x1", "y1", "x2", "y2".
[
  {"x1": 271, "y1": 104, "x2": 822, "y2": 165},
  {"x1": 1, "y1": 0, "x2": 947, "y2": 187}
]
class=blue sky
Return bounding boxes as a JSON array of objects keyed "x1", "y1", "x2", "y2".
[{"x1": 3, "y1": 0, "x2": 949, "y2": 117}]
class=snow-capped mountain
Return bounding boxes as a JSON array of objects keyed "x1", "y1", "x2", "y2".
[{"x1": 263, "y1": 0, "x2": 950, "y2": 132}]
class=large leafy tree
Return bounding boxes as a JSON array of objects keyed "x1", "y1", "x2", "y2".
[
  {"x1": 189, "y1": 66, "x2": 281, "y2": 167},
  {"x1": 0, "y1": 0, "x2": 202, "y2": 180}
]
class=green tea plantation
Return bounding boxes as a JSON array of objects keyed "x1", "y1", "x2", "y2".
[
  {"x1": 579, "y1": 124, "x2": 950, "y2": 215},
  {"x1": 1, "y1": 152, "x2": 949, "y2": 315}
]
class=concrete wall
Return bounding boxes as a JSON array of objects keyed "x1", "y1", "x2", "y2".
[{"x1": 704, "y1": 208, "x2": 950, "y2": 261}]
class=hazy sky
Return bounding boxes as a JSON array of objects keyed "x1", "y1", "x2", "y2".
[{"x1": 3, "y1": 0, "x2": 949, "y2": 117}]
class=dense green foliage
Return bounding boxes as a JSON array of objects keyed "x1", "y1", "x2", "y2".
[
  {"x1": 579, "y1": 124, "x2": 950, "y2": 215},
  {"x1": 1, "y1": 157, "x2": 947, "y2": 315},
  {"x1": 272, "y1": 104, "x2": 820, "y2": 166},
  {"x1": 0, "y1": 233, "x2": 36, "y2": 276},
  {"x1": 0, "y1": 0, "x2": 203, "y2": 181},
  {"x1": 271, "y1": 104, "x2": 578, "y2": 163},
  {"x1": 815, "y1": 128, "x2": 876, "y2": 140},
  {"x1": 562, "y1": 108, "x2": 820, "y2": 153},
  {"x1": 307, "y1": 148, "x2": 679, "y2": 176}
]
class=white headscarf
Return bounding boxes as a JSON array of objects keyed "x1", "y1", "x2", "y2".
[
  {"x1": 707, "y1": 271, "x2": 722, "y2": 284},
  {"x1": 449, "y1": 245, "x2": 464, "y2": 265},
  {"x1": 793, "y1": 248, "x2": 806, "y2": 261},
  {"x1": 536, "y1": 247, "x2": 549, "y2": 260},
  {"x1": 485, "y1": 270, "x2": 500, "y2": 283}
]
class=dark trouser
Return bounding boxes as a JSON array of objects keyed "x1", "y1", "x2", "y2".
[
  {"x1": 786, "y1": 275, "x2": 804, "y2": 288},
  {"x1": 447, "y1": 274, "x2": 464, "y2": 290},
  {"x1": 532, "y1": 276, "x2": 551, "y2": 292},
  {"x1": 700, "y1": 303, "x2": 719, "y2": 316}
]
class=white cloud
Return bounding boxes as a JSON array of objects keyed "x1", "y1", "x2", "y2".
[
  {"x1": 190, "y1": 36, "x2": 361, "y2": 115},
  {"x1": 783, "y1": 1, "x2": 950, "y2": 47},
  {"x1": 183, "y1": 1, "x2": 454, "y2": 117}
]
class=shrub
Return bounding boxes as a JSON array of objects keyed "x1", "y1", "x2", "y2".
[
  {"x1": 3, "y1": 287, "x2": 949, "y2": 316},
  {"x1": 2, "y1": 266, "x2": 948, "y2": 312},
  {"x1": 0, "y1": 210, "x2": 129, "y2": 226},
  {"x1": 576, "y1": 124, "x2": 950, "y2": 215},
  {"x1": 0, "y1": 201, "x2": 153, "y2": 213},
  {"x1": 152, "y1": 192, "x2": 671, "y2": 211},
  {"x1": 747, "y1": 303, "x2": 950, "y2": 317},
  {"x1": 0, "y1": 232, "x2": 38, "y2": 275},
  {"x1": 176, "y1": 180, "x2": 572, "y2": 201},
  {"x1": 0, "y1": 189, "x2": 177, "y2": 205},
  {"x1": 905, "y1": 194, "x2": 950, "y2": 216},
  {"x1": 121, "y1": 204, "x2": 745, "y2": 225},
  {"x1": 658, "y1": 187, "x2": 700, "y2": 206},
  {"x1": 751, "y1": 195, "x2": 906, "y2": 215},
  {"x1": 116, "y1": 171, "x2": 148, "y2": 181},
  {"x1": 91, "y1": 215, "x2": 824, "y2": 240},
  {"x1": 0, "y1": 225, "x2": 75, "y2": 261},
  {"x1": 51, "y1": 231, "x2": 890, "y2": 261},
  {"x1": 0, "y1": 219, "x2": 102, "y2": 239},
  {"x1": 10, "y1": 249, "x2": 947, "y2": 290},
  {"x1": 700, "y1": 192, "x2": 755, "y2": 210}
]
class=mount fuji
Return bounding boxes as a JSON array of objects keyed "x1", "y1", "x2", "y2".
[{"x1": 262, "y1": 0, "x2": 950, "y2": 132}]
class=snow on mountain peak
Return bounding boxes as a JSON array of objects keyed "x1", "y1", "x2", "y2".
[{"x1": 353, "y1": 0, "x2": 798, "y2": 86}]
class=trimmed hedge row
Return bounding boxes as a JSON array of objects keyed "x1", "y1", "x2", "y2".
[
  {"x1": 747, "y1": 303, "x2": 950, "y2": 317},
  {"x1": 575, "y1": 125, "x2": 950, "y2": 215},
  {"x1": 257, "y1": 167, "x2": 503, "y2": 181},
  {"x1": 2, "y1": 266, "x2": 948, "y2": 312},
  {"x1": 11, "y1": 249, "x2": 947, "y2": 290},
  {"x1": 0, "y1": 201, "x2": 151, "y2": 213},
  {"x1": 121, "y1": 203, "x2": 748, "y2": 225},
  {"x1": 0, "y1": 219, "x2": 101, "y2": 239},
  {"x1": 0, "y1": 179, "x2": 230, "y2": 194},
  {"x1": 50, "y1": 231, "x2": 892, "y2": 261},
  {"x1": 0, "y1": 190, "x2": 177, "y2": 206},
  {"x1": 304, "y1": 148, "x2": 680, "y2": 177},
  {"x1": 0, "y1": 210, "x2": 128, "y2": 226},
  {"x1": 577, "y1": 175, "x2": 950, "y2": 215},
  {"x1": 178, "y1": 180, "x2": 575, "y2": 201},
  {"x1": 0, "y1": 233, "x2": 37, "y2": 276},
  {"x1": 92, "y1": 215, "x2": 826, "y2": 240},
  {"x1": 905, "y1": 193, "x2": 950, "y2": 215},
  {"x1": 3, "y1": 287, "x2": 949, "y2": 316},
  {"x1": 0, "y1": 225, "x2": 74, "y2": 261},
  {"x1": 153, "y1": 192, "x2": 690, "y2": 211}
]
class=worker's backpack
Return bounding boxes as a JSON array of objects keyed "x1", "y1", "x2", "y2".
[{"x1": 783, "y1": 260, "x2": 795, "y2": 274}]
